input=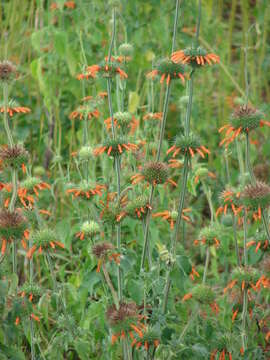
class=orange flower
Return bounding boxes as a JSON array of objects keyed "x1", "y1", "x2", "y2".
[
  {"x1": 104, "y1": 113, "x2": 139, "y2": 134},
  {"x1": 94, "y1": 140, "x2": 137, "y2": 157},
  {"x1": 152, "y1": 208, "x2": 191, "y2": 228},
  {"x1": 189, "y1": 266, "x2": 200, "y2": 281},
  {"x1": 78, "y1": 58, "x2": 128, "y2": 80},
  {"x1": 146, "y1": 58, "x2": 185, "y2": 85},
  {"x1": 69, "y1": 106, "x2": 99, "y2": 120},
  {"x1": 171, "y1": 46, "x2": 219, "y2": 66},
  {"x1": 143, "y1": 112, "x2": 163, "y2": 121},
  {"x1": 0, "y1": 104, "x2": 31, "y2": 117},
  {"x1": 66, "y1": 183, "x2": 106, "y2": 200},
  {"x1": 216, "y1": 189, "x2": 242, "y2": 217}
]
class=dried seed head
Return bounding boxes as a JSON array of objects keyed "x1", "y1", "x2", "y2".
[
  {"x1": 92, "y1": 242, "x2": 114, "y2": 258},
  {"x1": 119, "y1": 43, "x2": 134, "y2": 57},
  {"x1": 0, "y1": 61, "x2": 16, "y2": 82},
  {"x1": 142, "y1": 161, "x2": 169, "y2": 185},
  {"x1": 191, "y1": 284, "x2": 215, "y2": 304},
  {"x1": 0, "y1": 145, "x2": 28, "y2": 170},
  {"x1": 254, "y1": 163, "x2": 269, "y2": 182},
  {"x1": 81, "y1": 221, "x2": 100, "y2": 238},
  {"x1": 78, "y1": 146, "x2": 93, "y2": 161},
  {"x1": 241, "y1": 181, "x2": 270, "y2": 209},
  {"x1": 106, "y1": 302, "x2": 137, "y2": 325},
  {"x1": 0, "y1": 209, "x2": 27, "y2": 240},
  {"x1": 231, "y1": 105, "x2": 262, "y2": 132}
]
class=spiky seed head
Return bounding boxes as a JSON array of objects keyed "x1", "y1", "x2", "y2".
[
  {"x1": 142, "y1": 161, "x2": 169, "y2": 185},
  {"x1": 0, "y1": 145, "x2": 28, "y2": 170},
  {"x1": 19, "y1": 283, "x2": 42, "y2": 304},
  {"x1": 21, "y1": 177, "x2": 42, "y2": 191},
  {"x1": 0, "y1": 61, "x2": 16, "y2": 82},
  {"x1": 174, "y1": 133, "x2": 201, "y2": 154},
  {"x1": 156, "y1": 58, "x2": 185, "y2": 79},
  {"x1": 125, "y1": 195, "x2": 149, "y2": 220},
  {"x1": 191, "y1": 284, "x2": 215, "y2": 304},
  {"x1": 30, "y1": 228, "x2": 58, "y2": 249},
  {"x1": 231, "y1": 266, "x2": 260, "y2": 287},
  {"x1": 78, "y1": 146, "x2": 93, "y2": 161},
  {"x1": 0, "y1": 209, "x2": 27, "y2": 240},
  {"x1": 81, "y1": 221, "x2": 100, "y2": 238},
  {"x1": 101, "y1": 202, "x2": 122, "y2": 226},
  {"x1": 241, "y1": 181, "x2": 270, "y2": 209},
  {"x1": 231, "y1": 105, "x2": 262, "y2": 132},
  {"x1": 119, "y1": 43, "x2": 134, "y2": 57},
  {"x1": 114, "y1": 111, "x2": 133, "y2": 130},
  {"x1": 199, "y1": 224, "x2": 222, "y2": 246},
  {"x1": 106, "y1": 302, "x2": 137, "y2": 325},
  {"x1": 92, "y1": 242, "x2": 114, "y2": 258}
]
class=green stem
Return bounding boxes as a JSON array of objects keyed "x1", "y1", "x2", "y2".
[
  {"x1": 195, "y1": 0, "x2": 202, "y2": 47},
  {"x1": 245, "y1": 132, "x2": 255, "y2": 184},
  {"x1": 241, "y1": 209, "x2": 248, "y2": 351},
  {"x1": 102, "y1": 263, "x2": 119, "y2": 309},
  {"x1": 156, "y1": 84, "x2": 171, "y2": 161},
  {"x1": 171, "y1": 0, "x2": 181, "y2": 54},
  {"x1": 184, "y1": 73, "x2": 194, "y2": 136},
  {"x1": 3, "y1": 84, "x2": 14, "y2": 147},
  {"x1": 233, "y1": 216, "x2": 240, "y2": 266},
  {"x1": 140, "y1": 186, "x2": 154, "y2": 270},
  {"x1": 202, "y1": 246, "x2": 210, "y2": 284}
]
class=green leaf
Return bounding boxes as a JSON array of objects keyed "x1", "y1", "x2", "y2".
[
  {"x1": 0, "y1": 344, "x2": 25, "y2": 360},
  {"x1": 128, "y1": 91, "x2": 139, "y2": 113},
  {"x1": 127, "y1": 279, "x2": 143, "y2": 304},
  {"x1": 74, "y1": 339, "x2": 91, "y2": 360},
  {"x1": 54, "y1": 31, "x2": 67, "y2": 58}
]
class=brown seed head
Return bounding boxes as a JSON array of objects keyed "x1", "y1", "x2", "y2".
[
  {"x1": 92, "y1": 242, "x2": 114, "y2": 258},
  {"x1": 233, "y1": 105, "x2": 257, "y2": 118},
  {"x1": 106, "y1": 302, "x2": 137, "y2": 325},
  {"x1": 0, "y1": 61, "x2": 16, "y2": 81},
  {"x1": 242, "y1": 181, "x2": 270, "y2": 200},
  {"x1": 254, "y1": 164, "x2": 269, "y2": 183},
  {"x1": 0, "y1": 209, "x2": 25, "y2": 228}
]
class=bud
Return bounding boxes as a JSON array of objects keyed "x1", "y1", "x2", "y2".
[
  {"x1": 78, "y1": 146, "x2": 93, "y2": 162},
  {"x1": 142, "y1": 162, "x2": 169, "y2": 185},
  {"x1": 119, "y1": 43, "x2": 134, "y2": 58}
]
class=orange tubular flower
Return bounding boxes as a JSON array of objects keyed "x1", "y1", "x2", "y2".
[
  {"x1": 216, "y1": 189, "x2": 242, "y2": 217},
  {"x1": 171, "y1": 46, "x2": 219, "y2": 67},
  {"x1": 167, "y1": 133, "x2": 210, "y2": 160},
  {"x1": 210, "y1": 349, "x2": 232, "y2": 360},
  {"x1": 50, "y1": 1, "x2": 76, "y2": 10},
  {"x1": 143, "y1": 112, "x2": 163, "y2": 121},
  {"x1": 190, "y1": 266, "x2": 200, "y2": 281},
  {"x1": 146, "y1": 58, "x2": 185, "y2": 85},
  {"x1": 152, "y1": 208, "x2": 191, "y2": 228},
  {"x1": 66, "y1": 183, "x2": 106, "y2": 200},
  {"x1": 0, "y1": 101, "x2": 31, "y2": 117},
  {"x1": 219, "y1": 105, "x2": 270, "y2": 147},
  {"x1": 104, "y1": 112, "x2": 139, "y2": 134},
  {"x1": 94, "y1": 138, "x2": 138, "y2": 157},
  {"x1": 69, "y1": 106, "x2": 99, "y2": 121},
  {"x1": 78, "y1": 58, "x2": 128, "y2": 80}
]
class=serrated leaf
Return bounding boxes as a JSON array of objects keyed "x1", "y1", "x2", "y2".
[{"x1": 128, "y1": 91, "x2": 139, "y2": 113}]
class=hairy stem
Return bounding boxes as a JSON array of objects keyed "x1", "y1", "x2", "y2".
[
  {"x1": 202, "y1": 246, "x2": 210, "y2": 284},
  {"x1": 102, "y1": 263, "x2": 119, "y2": 309}
]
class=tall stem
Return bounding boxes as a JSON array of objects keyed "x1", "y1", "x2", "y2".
[
  {"x1": 195, "y1": 0, "x2": 202, "y2": 47},
  {"x1": 102, "y1": 263, "x2": 119, "y2": 309},
  {"x1": 107, "y1": 8, "x2": 122, "y2": 300},
  {"x1": 241, "y1": 209, "x2": 248, "y2": 351},
  {"x1": 140, "y1": 186, "x2": 154, "y2": 270},
  {"x1": 245, "y1": 132, "x2": 255, "y2": 184},
  {"x1": 202, "y1": 246, "x2": 210, "y2": 284}
]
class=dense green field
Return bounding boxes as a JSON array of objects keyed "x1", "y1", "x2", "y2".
[{"x1": 0, "y1": 0, "x2": 270, "y2": 359}]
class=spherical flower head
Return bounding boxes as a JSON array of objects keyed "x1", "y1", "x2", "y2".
[
  {"x1": 98, "y1": 59, "x2": 127, "y2": 79},
  {"x1": 33, "y1": 166, "x2": 46, "y2": 177},
  {"x1": 81, "y1": 220, "x2": 100, "y2": 238},
  {"x1": 191, "y1": 284, "x2": 215, "y2": 304},
  {"x1": 142, "y1": 162, "x2": 169, "y2": 185},
  {"x1": 125, "y1": 195, "x2": 150, "y2": 220},
  {"x1": 92, "y1": 242, "x2": 114, "y2": 258},
  {"x1": 21, "y1": 177, "x2": 42, "y2": 191},
  {"x1": 0, "y1": 145, "x2": 28, "y2": 171},
  {"x1": 114, "y1": 111, "x2": 132, "y2": 128},
  {"x1": 231, "y1": 266, "x2": 260, "y2": 289},
  {"x1": 78, "y1": 146, "x2": 93, "y2": 162},
  {"x1": 119, "y1": 43, "x2": 134, "y2": 58},
  {"x1": 94, "y1": 137, "x2": 137, "y2": 157},
  {"x1": 19, "y1": 283, "x2": 42, "y2": 304},
  {"x1": 261, "y1": 256, "x2": 270, "y2": 275},
  {"x1": 241, "y1": 181, "x2": 270, "y2": 209},
  {"x1": 170, "y1": 210, "x2": 178, "y2": 221},
  {"x1": 66, "y1": 180, "x2": 105, "y2": 200},
  {"x1": 0, "y1": 209, "x2": 27, "y2": 240},
  {"x1": 27, "y1": 228, "x2": 64, "y2": 259},
  {"x1": 172, "y1": 46, "x2": 219, "y2": 67},
  {"x1": 148, "y1": 58, "x2": 185, "y2": 85},
  {"x1": 220, "y1": 214, "x2": 233, "y2": 227},
  {"x1": 198, "y1": 224, "x2": 222, "y2": 247},
  {"x1": 231, "y1": 105, "x2": 263, "y2": 132},
  {"x1": 168, "y1": 133, "x2": 210, "y2": 159},
  {"x1": 109, "y1": 0, "x2": 122, "y2": 8},
  {"x1": 101, "y1": 202, "x2": 122, "y2": 226},
  {"x1": 0, "y1": 60, "x2": 16, "y2": 82},
  {"x1": 132, "y1": 327, "x2": 160, "y2": 350}
]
